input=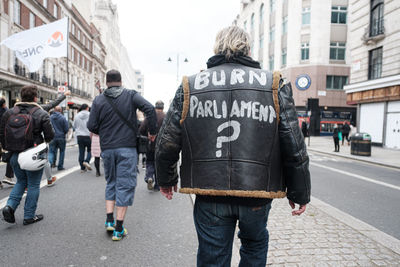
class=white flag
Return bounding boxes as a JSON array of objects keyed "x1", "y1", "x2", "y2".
[{"x1": 0, "y1": 17, "x2": 68, "y2": 72}]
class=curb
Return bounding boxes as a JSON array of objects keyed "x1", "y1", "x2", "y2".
[
  {"x1": 311, "y1": 196, "x2": 400, "y2": 255},
  {"x1": 308, "y1": 148, "x2": 400, "y2": 170}
]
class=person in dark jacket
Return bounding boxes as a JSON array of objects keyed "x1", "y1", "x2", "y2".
[
  {"x1": 333, "y1": 124, "x2": 340, "y2": 152},
  {"x1": 49, "y1": 106, "x2": 69, "y2": 171},
  {"x1": 0, "y1": 85, "x2": 54, "y2": 225},
  {"x1": 155, "y1": 26, "x2": 311, "y2": 266},
  {"x1": 139, "y1": 100, "x2": 166, "y2": 191},
  {"x1": 87, "y1": 69, "x2": 157, "y2": 241},
  {"x1": 0, "y1": 98, "x2": 15, "y2": 188},
  {"x1": 341, "y1": 121, "x2": 351, "y2": 146}
]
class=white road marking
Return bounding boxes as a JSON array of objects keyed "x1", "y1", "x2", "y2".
[
  {"x1": 0, "y1": 164, "x2": 83, "y2": 210},
  {"x1": 310, "y1": 162, "x2": 400, "y2": 191}
]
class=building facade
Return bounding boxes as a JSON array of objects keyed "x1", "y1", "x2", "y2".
[
  {"x1": 73, "y1": 0, "x2": 143, "y2": 95},
  {"x1": 0, "y1": 0, "x2": 106, "y2": 112},
  {"x1": 344, "y1": 0, "x2": 400, "y2": 148},
  {"x1": 234, "y1": 0, "x2": 356, "y2": 135}
]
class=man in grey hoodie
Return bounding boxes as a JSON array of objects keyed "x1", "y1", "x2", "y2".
[{"x1": 74, "y1": 104, "x2": 92, "y2": 172}]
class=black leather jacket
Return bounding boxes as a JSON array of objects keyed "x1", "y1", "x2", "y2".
[{"x1": 156, "y1": 60, "x2": 311, "y2": 205}]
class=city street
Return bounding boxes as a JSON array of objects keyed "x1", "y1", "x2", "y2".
[{"x1": 0, "y1": 145, "x2": 399, "y2": 265}]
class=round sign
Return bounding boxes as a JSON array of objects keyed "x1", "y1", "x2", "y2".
[{"x1": 295, "y1": 74, "x2": 311, "y2": 90}]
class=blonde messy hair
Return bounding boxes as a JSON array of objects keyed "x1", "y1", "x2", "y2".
[{"x1": 213, "y1": 26, "x2": 251, "y2": 59}]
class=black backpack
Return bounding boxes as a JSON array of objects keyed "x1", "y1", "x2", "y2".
[{"x1": 5, "y1": 106, "x2": 39, "y2": 152}]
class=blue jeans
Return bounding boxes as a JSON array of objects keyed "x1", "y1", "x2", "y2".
[
  {"x1": 102, "y1": 147, "x2": 137, "y2": 207},
  {"x1": 77, "y1": 136, "x2": 91, "y2": 170},
  {"x1": 194, "y1": 199, "x2": 271, "y2": 267},
  {"x1": 7, "y1": 153, "x2": 44, "y2": 219},
  {"x1": 48, "y1": 138, "x2": 66, "y2": 169}
]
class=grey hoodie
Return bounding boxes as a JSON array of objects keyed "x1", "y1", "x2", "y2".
[{"x1": 74, "y1": 110, "x2": 90, "y2": 136}]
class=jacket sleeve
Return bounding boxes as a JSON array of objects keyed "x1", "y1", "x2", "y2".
[
  {"x1": 41, "y1": 111, "x2": 55, "y2": 143},
  {"x1": 155, "y1": 85, "x2": 184, "y2": 187},
  {"x1": 63, "y1": 117, "x2": 69, "y2": 134},
  {"x1": 87, "y1": 99, "x2": 99, "y2": 134},
  {"x1": 278, "y1": 82, "x2": 311, "y2": 205},
  {"x1": 133, "y1": 93, "x2": 157, "y2": 135},
  {"x1": 0, "y1": 110, "x2": 11, "y2": 148},
  {"x1": 139, "y1": 118, "x2": 148, "y2": 136},
  {"x1": 41, "y1": 94, "x2": 66, "y2": 112}
]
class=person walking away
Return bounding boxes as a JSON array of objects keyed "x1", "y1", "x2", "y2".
[
  {"x1": 87, "y1": 70, "x2": 157, "y2": 241},
  {"x1": 91, "y1": 133, "x2": 101, "y2": 177},
  {"x1": 0, "y1": 98, "x2": 15, "y2": 188},
  {"x1": 333, "y1": 124, "x2": 340, "y2": 152},
  {"x1": 74, "y1": 104, "x2": 92, "y2": 172},
  {"x1": 155, "y1": 26, "x2": 311, "y2": 266},
  {"x1": 139, "y1": 100, "x2": 166, "y2": 191},
  {"x1": 342, "y1": 121, "x2": 351, "y2": 146},
  {"x1": 49, "y1": 106, "x2": 68, "y2": 171},
  {"x1": 0, "y1": 85, "x2": 54, "y2": 225}
]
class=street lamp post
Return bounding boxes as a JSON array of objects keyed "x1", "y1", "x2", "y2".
[{"x1": 168, "y1": 54, "x2": 188, "y2": 85}]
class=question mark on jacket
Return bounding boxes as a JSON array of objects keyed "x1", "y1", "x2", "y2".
[{"x1": 216, "y1": 120, "x2": 241, "y2": 158}]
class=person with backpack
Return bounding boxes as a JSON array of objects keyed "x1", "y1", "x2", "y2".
[{"x1": 0, "y1": 85, "x2": 54, "y2": 225}]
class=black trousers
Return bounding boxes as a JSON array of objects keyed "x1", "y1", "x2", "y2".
[{"x1": 334, "y1": 137, "x2": 340, "y2": 152}]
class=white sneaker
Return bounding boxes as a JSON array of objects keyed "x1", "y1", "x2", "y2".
[
  {"x1": 83, "y1": 162, "x2": 92, "y2": 171},
  {"x1": 2, "y1": 177, "x2": 16, "y2": 186}
]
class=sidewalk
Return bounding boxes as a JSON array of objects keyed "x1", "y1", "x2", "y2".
[{"x1": 305, "y1": 136, "x2": 400, "y2": 169}]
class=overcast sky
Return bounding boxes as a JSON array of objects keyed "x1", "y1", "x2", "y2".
[{"x1": 114, "y1": 0, "x2": 240, "y2": 107}]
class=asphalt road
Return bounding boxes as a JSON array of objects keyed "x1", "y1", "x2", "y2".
[
  {"x1": 308, "y1": 151, "x2": 400, "y2": 240},
  {"x1": 0, "y1": 146, "x2": 198, "y2": 266}
]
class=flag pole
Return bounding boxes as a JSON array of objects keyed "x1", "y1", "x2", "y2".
[{"x1": 66, "y1": 16, "x2": 70, "y2": 90}]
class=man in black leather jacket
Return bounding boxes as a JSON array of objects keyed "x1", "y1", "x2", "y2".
[{"x1": 155, "y1": 26, "x2": 311, "y2": 266}]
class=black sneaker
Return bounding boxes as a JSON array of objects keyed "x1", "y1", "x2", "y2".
[
  {"x1": 23, "y1": 214, "x2": 44, "y2": 225},
  {"x1": 2, "y1": 205, "x2": 15, "y2": 223}
]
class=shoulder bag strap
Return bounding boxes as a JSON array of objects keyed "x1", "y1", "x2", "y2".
[{"x1": 104, "y1": 96, "x2": 136, "y2": 133}]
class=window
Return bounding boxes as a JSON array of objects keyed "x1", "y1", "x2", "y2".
[
  {"x1": 302, "y1": 7, "x2": 310, "y2": 25},
  {"x1": 281, "y1": 48, "x2": 287, "y2": 66},
  {"x1": 301, "y1": 43, "x2": 309, "y2": 60},
  {"x1": 259, "y1": 4, "x2": 264, "y2": 23},
  {"x1": 138, "y1": 85, "x2": 142, "y2": 89},
  {"x1": 250, "y1": 13, "x2": 255, "y2": 32},
  {"x1": 282, "y1": 16, "x2": 288, "y2": 34},
  {"x1": 13, "y1": 0, "x2": 20, "y2": 24},
  {"x1": 29, "y1": 12, "x2": 35, "y2": 29},
  {"x1": 270, "y1": 0, "x2": 275, "y2": 13},
  {"x1": 370, "y1": 0, "x2": 384, "y2": 36},
  {"x1": 53, "y1": 4, "x2": 58, "y2": 18},
  {"x1": 243, "y1": 21, "x2": 247, "y2": 31},
  {"x1": 71, "y1": 23, "x2": 75, "y2": 35},
  {"x1": 78, "y1": 29, "x2": 81, "y2": 41},
  {"x1": 269, "y1": 26, "x2": 275, "y2": 42},
  {"x1": 71, "y1": 47, "x2": 75, "y2": 61},
  {"x1": 77, "y1": 52, "x2": 81, "y2": 66},
  {"x1": 83, "y1": 35, "x2": 86, "y2": 46},
  {"x1": 43, "y1": 0, "x2": 47, "y2": 8},
  {"x1": 138, "y1": 78, "x2": 142, "y2": 82},
  {"x1": 331, "y1": 6, "x2": 347, "y2": 24},
  {"x1": 326, "y1": 75, "x2": 348, "y2": 90},
  {"x1": 269, "y1": 56, "x2": 274, "y2": 71},
  {"x1": 330, "y1": 42, "x2": 346, "y2": 60},
  {"x1": 259, "y1": 34, "x2": 264, "y2": 49},
  {"x1": 368, "y1": 47, "x2": 382, "y2": 79}
]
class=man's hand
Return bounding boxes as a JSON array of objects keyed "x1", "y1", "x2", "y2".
[
  {"x1": 160, "y1": 185, "x2": 177, "y2": 200},
  {"x1": 148, "y1": 134, "x2": 156, "y2": 142},
  {"x1": 64, "y1": 90, "x2": 71, "y2": 96},
  {"x1": 289, "y1": 200, "x2": 307, "y2": 216}
]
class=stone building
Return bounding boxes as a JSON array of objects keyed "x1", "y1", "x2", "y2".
[
  {"x1": 344, "y1": 0, "x2": 400, "y2": 148},
  {"x1": 0, "y1": 0, "x2": 106, "y2": 111},
  {"x1": 234, "y1": 0, "x2": 356, "y2": 135}
]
